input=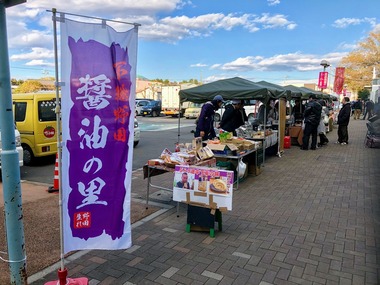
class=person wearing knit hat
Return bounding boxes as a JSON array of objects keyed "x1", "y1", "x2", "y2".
[
  {"x1": 213, "y1": 95, "x2": 224, "y2": 103},
  {"x1": 194, "y1": 95, "x2": 224, "y2": 140}
]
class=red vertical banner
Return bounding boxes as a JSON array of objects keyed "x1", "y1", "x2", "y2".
[
  {"x1": 318, "y1": 71, "x2": 328, "y2": 89},
  {"x1": 333, "y1": 67, "x2": 345, "y2": 94}
]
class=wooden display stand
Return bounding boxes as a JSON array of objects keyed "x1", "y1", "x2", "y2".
[{"x1": 186, "y1": 204, "x2": 222, "y2": 238}]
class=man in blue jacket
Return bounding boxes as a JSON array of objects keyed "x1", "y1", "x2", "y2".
[
  {"x1": 337, "y1": 96, "x2": 351, "y2": 145},
  {"x1": 195, "y1": 95, "x2": 224, "y2": 140},
  {"x1": 301, "y1": 94, "x2": 322, "y2": 150}
]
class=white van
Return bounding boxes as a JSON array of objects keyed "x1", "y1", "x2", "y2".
[
  {"x1": 0, "y1": 125, "x2": 24, "y2": 171},
  {"x1": 214, "y1": 100, "x2": 258, "y2": 122}
]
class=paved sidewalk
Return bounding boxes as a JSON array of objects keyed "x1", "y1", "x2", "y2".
[{"x1": 30, "y1": 119, "x2": 380, "y2": 285}]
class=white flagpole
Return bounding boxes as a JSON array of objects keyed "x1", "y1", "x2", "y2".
[{"x1": 51, "y1": 7, "x2": 65, "y2": 272}]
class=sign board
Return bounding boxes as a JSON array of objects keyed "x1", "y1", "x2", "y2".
[
  {"x1": 173, "y1": 165, "x2": 234, "y2": 210},
  {"x1": 318, "y1": 71, "x2": 328, "y2": 89},
  {"x1": 333, "y1": 67, "x2": 345, "y2": 94}
]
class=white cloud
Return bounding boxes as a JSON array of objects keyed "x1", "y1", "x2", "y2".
[
  {"x1": 25, "y1": 59, "x2": 55, "y2": 67},
  {"x1": 337, "y1": 42, "x2": 358, "y2": 51},
  {"x1": 11, "y1": 48, "x2": 54, "y2": 61},
  {"x1": 253, "y1": 13, "x2": 297, "y2": 30},
  {"x1": 5, "y1": 0, "x2": 299, "y2": 77},
  {"x1": 267, "y1": 0, "x2": 280, "y2": 6},
  {"x1": 373, "y1": 24, "x2": 380, "y2": 33},
  {"x1": 190, "y1": 63, "x2": 208, "y2": 67},
  {"x1": 332, "y1": 17, "x2": 377, "y2": 28},
  {"x1": 138, "y1": 12, "x2": 296, "y2": 42},
  {"x1": 212, "y1": 52, "x2": 348, "y2": 72}
]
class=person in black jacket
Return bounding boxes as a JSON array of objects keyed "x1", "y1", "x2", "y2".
[
  {"x1": 337, "y1": 96, "x2": 351, "y2": 145},
  {"x1": 195, "y1": 95, "x2": 224, "y2": 140},
  {"x1": 301, "y1": 94, "x2": 322, "y2": 150},
  {"x1": 220, "y1": 99, "x2": 245, "y2": 135}
]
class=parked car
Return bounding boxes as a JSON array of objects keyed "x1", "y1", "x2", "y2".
[
  {"x1": 134, "y1": 118, "x2": 140, "y2": 147},
  {"x1": 0, "y1": 124, "x2": 24, "y2": 173},
  {"x1": 214, "y1": 100, "x2": 258, "y2": 122},
  {"x1": 13, "y1": 93, "x2": 59, "y2": 165},
  {"x1": 140, "y1": 100, "x2": 162, "y2": 117},
  {"x1": 184, "y1": 103, "x2": 203, "y2": 119},
  {"x1": 135, "y1": 99, "x2": 152, "y2": 116}
]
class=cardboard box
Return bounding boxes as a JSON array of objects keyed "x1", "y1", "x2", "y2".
[
  {"x1": 192, "y1": 137, "x2": 202, "y2": 151},
  {"x1": 248, "y1": 163, "x2": 262, "y2": 176},
  {"x1": 197, "y1": 146, "x2": 214, "y2": 160},
  {"x1": 207, "y1": 143, "x2": 238, "y2": 155},
  {"x1": 206, "y1": 143, "x2": 226, "y2": 152},
  {"x1": 242, "y1": 140, "x2": 255, "y2": 150}
]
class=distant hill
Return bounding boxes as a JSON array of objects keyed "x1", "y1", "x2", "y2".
[{"x1": 137, "y1": 75, "x2": 149, "y2": 80}]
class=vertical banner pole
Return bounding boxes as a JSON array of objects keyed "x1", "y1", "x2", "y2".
[{"x1": 51, "y1": 8, "x2": 65, "y2": 272}]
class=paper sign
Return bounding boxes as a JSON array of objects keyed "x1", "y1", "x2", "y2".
[{"x1": 173, "y1": 165, "x2": 234, "y2": 210}]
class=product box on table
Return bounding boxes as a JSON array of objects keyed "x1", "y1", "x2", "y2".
[
  {"x1": 192, "y1": 137, "x2": 203, "y2": 151},
  {"x1": 242, "y1": 140, "x2": 256, "y2": 150},
  {"x1": 206, "y1": 143, "x2": 238, "y2": 155},
  {"x1": 197, "y1": 146, "x2": 214, "y2": 160}
]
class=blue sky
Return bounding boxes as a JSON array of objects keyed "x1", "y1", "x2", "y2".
[{"x1": 5, "y1": 0, "x2": 380, "y2": 86}]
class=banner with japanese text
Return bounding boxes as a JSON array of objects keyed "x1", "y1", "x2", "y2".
[
  {"x1": 318, "y1": 71, "x2": 328, "y2": 89},
  {"x1": 60, "y1": 18, "x2": 138, "y2": 253},
  {"x1": 333, "y1": 67, "x2": 345, "y2": 94}
]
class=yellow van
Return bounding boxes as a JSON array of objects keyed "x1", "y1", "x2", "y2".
[{"x1": 12, "y1": 93, "x2": 59, "y2": 165}]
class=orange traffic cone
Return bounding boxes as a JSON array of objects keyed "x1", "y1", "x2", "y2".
[{"x1": 48, "y1": 153, "x2": 59, "y2": 193}]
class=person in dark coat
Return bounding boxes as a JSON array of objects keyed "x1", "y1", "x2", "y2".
[
  {"x1": 292, "y1": 99, "x2": 305, "y2": 123},
  {"x1": 337, "y1": 96, "x2": 351, "y2": 145},
  {"x1": 362, "y1": 100, "x2": 374, "y2": 120},
  {"x1": 220, "y1": 99, "x2": 245, "y2": 135},
  {"x1": 195, "y1": 95, "x2": 224, "y2": 140},
  {"x1": 301, "y1": 94, "x2": 322, "y2": 150},
  {"x1": 353, "y1": 100, "x2": 362, "y2": 120}
]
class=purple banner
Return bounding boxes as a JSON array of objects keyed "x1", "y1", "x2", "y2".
[{"x1": 66, "y1": 38, "x2": 132, "y2": 240}]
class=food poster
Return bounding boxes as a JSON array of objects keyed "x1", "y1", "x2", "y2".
[{"x1": 173, "y1": 165, "x2": 234, "y2": 210}]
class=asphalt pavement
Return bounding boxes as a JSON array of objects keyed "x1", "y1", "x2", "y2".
[{"x1": 26, "y1": 118, "x2": 380, "y2": 284}]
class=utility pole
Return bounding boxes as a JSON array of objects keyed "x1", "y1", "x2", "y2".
[{"x1": 0, "y1": 1, "x2": 27, "y2": 284}]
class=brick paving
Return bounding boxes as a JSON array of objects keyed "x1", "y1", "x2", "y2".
[{"x1": 30, "y1": 119, "x2": 380, "y2": 285}]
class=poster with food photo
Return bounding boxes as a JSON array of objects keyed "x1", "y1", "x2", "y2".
[{"x1": 173, "y1": 165, "x2": 234, "y2": 210}]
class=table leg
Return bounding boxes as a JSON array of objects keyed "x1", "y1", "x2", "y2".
[
  {"x1": 236, "y1": 158, "x2": 240, "y2": 190},
  {"x1": 146, "y1": 167, "x2": 151, "y2": 209}
]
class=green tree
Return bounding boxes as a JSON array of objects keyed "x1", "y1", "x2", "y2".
[
  {"x1": 14, "y1": 80, "x2": 43, "y2": 93},
  {"x1": 153, "y1": 78, "x2": 171, "y2": 84},
  {"x1": 340, "y1": 31, "x2": 380, "y2": 92},
  {"x1": 357, "y1": 88, "x2": 370, "y2": 100},
  {"x1": 11, "y1": 78, "x2": 24, "y2": 86},
  {"x1": 180, "y1": 78, "x2": 199, "y2": 85}
]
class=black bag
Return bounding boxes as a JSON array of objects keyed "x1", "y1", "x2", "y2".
[{"x1": 365, "y1": 134, "x2": 380, "y2": 148}]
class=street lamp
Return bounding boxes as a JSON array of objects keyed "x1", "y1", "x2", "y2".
[
  {"x1": 319, "y1": 60, "x2": 330, "y2": 93},
  {"x1": 320, "y1": 60, "x2": 330, "y2": 71}
]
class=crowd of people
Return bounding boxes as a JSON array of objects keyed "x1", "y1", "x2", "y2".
[
  {"x1": 194, "y1": 94, "x2": 380, "y2": 150},
  {"x1": 195, "y1": 95, "x2": 248, "y2": 141}
]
